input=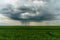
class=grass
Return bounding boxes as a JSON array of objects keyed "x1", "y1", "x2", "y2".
[{"x1": 0, "y1": 26, "x2": 60, "y2": 40}]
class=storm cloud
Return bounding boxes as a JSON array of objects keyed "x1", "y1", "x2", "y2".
[{"x1": 0, "y1": 0, "x2": 59, "y2": 25}]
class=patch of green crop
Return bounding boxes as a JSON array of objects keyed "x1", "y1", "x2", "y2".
[{"x1": 0, "y1": 26, "x2": 59, "y2": 40}]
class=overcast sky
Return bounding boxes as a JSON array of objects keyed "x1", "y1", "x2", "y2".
[{"x1": 0, "y1": 0, "x2": 60, "y2": 25}]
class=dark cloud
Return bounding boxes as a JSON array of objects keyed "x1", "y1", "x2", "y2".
[{"x1": 0, "y1": 1, "x2": 54, "y2": 22}]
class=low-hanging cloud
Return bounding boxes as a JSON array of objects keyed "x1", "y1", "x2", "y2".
[{"x1": 0, "y1": 0, "x2": 56, "y2": 23}]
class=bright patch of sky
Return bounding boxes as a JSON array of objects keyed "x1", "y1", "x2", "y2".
[{"x1": 0, "y1": 0, "x2": 17, "y2": 4}]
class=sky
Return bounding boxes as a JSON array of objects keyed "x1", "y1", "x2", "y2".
[{"x1": 0, "y1": 0, "x2": 60, "y2": 25}]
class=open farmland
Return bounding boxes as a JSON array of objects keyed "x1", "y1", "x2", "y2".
[{"x1": 0, "y1": 26, "x2": 59, "y2": 40}]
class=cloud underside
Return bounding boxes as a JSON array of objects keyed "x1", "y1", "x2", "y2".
[{"x1": 0, "y1": 0, "x2": 54, "y2": 22}]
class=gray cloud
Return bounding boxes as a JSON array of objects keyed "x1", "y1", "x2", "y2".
[{"x1": 0, "y1": 0, "x2": 56, "y2": 23}]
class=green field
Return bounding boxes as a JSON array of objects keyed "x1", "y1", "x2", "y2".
[{"x1": 0, "y1": 26, "x2": 60, "y2": 40}]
